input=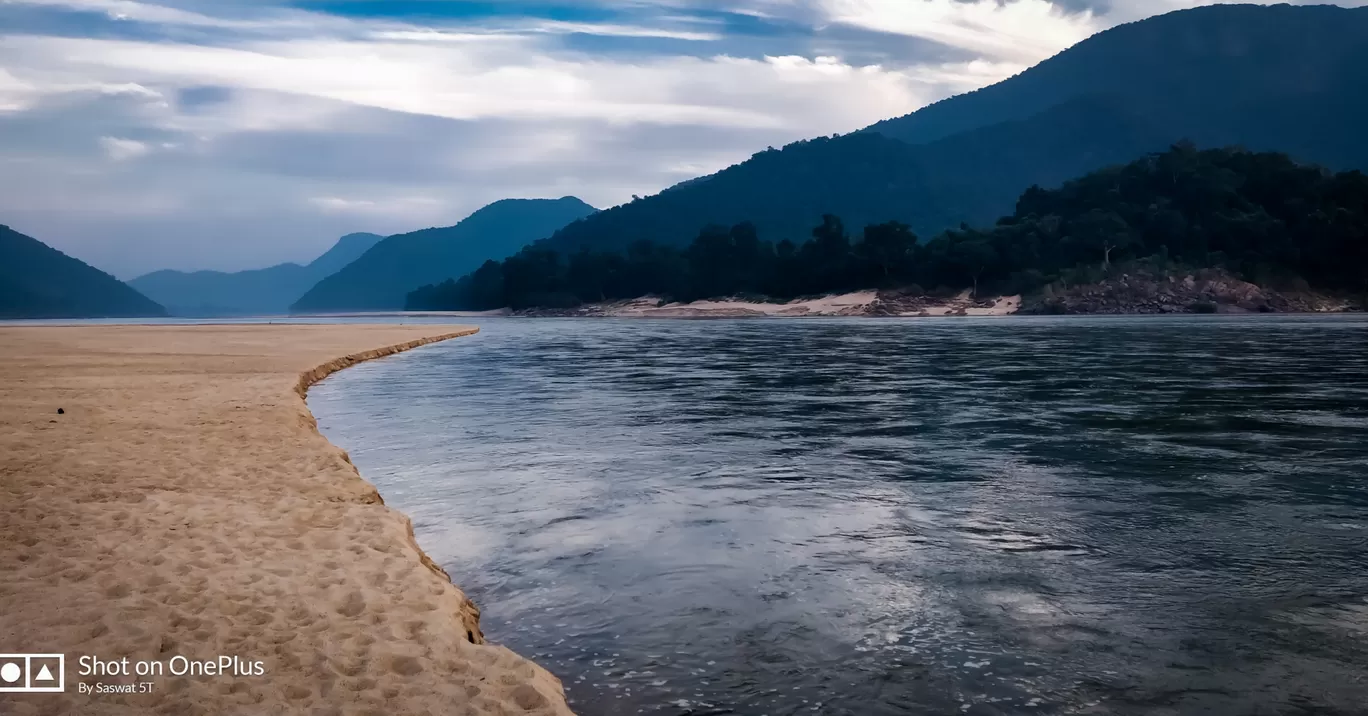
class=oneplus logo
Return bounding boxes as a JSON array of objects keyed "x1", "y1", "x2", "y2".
[{"x1": 0, "y1": 654, "x2": 65, "y2": 693}]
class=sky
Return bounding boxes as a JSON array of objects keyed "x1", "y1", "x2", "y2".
[{"x1": 0, "y1": 0, "x2": 1362, "y2": 277}]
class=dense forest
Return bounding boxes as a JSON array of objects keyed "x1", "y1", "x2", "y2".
[
  {"x1": 525, "y1": 5, "x2": 1368, "y2": 258},
  {"x1": 407, "y1": 146, "x2": 1368, "y2": 312}
]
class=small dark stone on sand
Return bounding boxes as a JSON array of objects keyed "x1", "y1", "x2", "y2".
[{"x1": 57, "y1": 408, "x2": 64, "y2": 414}]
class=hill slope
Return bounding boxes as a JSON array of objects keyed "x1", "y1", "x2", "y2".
[
  {"x1": 307, "y1": 232, "x2": 387, "y2": 278},
  {"x1": 0, "y1": 225, "x2": 166, "y2": 319},
  {"x1": 291, "y1": 197, "x2": 596, "y2": 313},
  {"x1": 131, "y1": 232, "x2": 383, "y2": 316},
  {"x1": 531, "y1": 4, "x2": 1368, "y2": 255},
  {"x1": 413, "y1": 146, "x2": 1368, "y2": 313},
  {"x1": 866, "y1": 3, "x2": 1368, "y2": 155}
]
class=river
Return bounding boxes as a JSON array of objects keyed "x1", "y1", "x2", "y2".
[{"x1": 309, "y1": 315, "x2": 1368, "y2": 715}]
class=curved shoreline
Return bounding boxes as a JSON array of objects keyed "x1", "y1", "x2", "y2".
[
  {"x1": 294, "y1": 328, "x2": 489, "y2": 642},
  {"x1": 0, "y1": 324, "x2": 575, "y2": 716},
  {"x1": 294, "y1": 328, "x2": 477, "y2": 400}
]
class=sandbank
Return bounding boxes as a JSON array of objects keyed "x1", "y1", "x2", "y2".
[
  {"x1": 630, "y1": 290, "x2": 881, "y2": 317},
  {"x1": 536, "y1": 290, "x2": 1021, "y2": 318},
  {"x1": 0, "y1": 324, "x2": 573, "y2": 716}
]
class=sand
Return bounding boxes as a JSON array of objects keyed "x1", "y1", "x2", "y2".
[
  {"x1": 568, "y1": 290, "x2": 1021, "y2": 318},
  {"x1": 0, "y1": 324, "x2": 574, "y2": 716},
  {"x1": 895, "y1": 292, "x2": 1022, "y2": 317},
  {"x1": 599, "y1": 291, "x2": 881, "y2": 318}
]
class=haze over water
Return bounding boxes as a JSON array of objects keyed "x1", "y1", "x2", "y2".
[{"x1": 310, "y1": 316, "x2": 1368, "y2": 715}]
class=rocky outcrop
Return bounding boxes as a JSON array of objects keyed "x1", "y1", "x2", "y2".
[{"x1": 1019, "y1": 269, "x2": 1360, "y2": 315}]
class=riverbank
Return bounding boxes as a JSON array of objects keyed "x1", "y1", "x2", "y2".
[
  {"x1": 515, "y1": 269, "x2": 1359, "y2": 318},
  {"x1": 0, "y1": 324, "x2": 573, "y2": 716},
  {"x1": 518, "y1": 291, "x2": 1021, "y2": 318}
]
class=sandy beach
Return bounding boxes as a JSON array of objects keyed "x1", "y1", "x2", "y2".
[
  {"x1": 526, "y1": 290, "x2": 1023, "y2": 318},
  {"x1": 622, "y1": 291, "x2": 882, "y2": 317},
  {"x1": 0, "y1": 324, "x2": 573, "y2": 716}
]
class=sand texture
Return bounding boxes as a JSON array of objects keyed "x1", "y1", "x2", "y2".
[
  {"x1": 529, "y1": 291, "x2": 882, "y2": 318},
  {"x1": 0, "y1": 324, "x2": 574, "y2": 716},
  {"x1": 520, "y1": 290, "x2": 1023, "y2": 318},
  {"x1": 634, "y1": 291, "x2": 881, "y2": 317},
  {"x1": 879, "y1": 292, "x2": 1022, "y2": 317}
]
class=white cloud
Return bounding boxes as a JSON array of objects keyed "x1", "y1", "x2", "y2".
[
  {"x1": 524, "y1": 20, "x2": 722, "y2": 41},
  {"x1": 4, "y1": 0, "x2": 1364, "y2": 276},
  {"x1": 818, "y1": 0, "x2": 1101, "y2": 65},
  {"x1": 0, "y1": 68, "x2": 37, "y2": 111},
  {"x1": 0, "y1": 0, "x2": 1083, "y2": 276},
  {"x1": 308, "y1": 195, "x2": 446, "y2": 216},
  {"x1": 814, "y1": 0, "x2": 1368, "y2": 66},
  {"x1": 1, "y1": 0, "x2": 356, "y2": 33},
  {"x1": 99, "y1": 135, "x2": 150, "y2": 160},
  {"x1": 0, "y1": 34, "x2": 936, "y2": 132}
]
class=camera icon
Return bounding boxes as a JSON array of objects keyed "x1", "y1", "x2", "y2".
[{"x1": 0, "y1": 654, "x2": 65, "y2": 693}]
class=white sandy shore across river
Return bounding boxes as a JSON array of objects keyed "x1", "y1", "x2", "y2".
[
  {"x1": 584, "y1": 291, "x2": 1022, "y2": 317},
  {"x1": 0, "y1": 324, "x2": 574, "y2": 716}
]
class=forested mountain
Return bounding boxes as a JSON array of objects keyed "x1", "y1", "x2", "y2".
[
  {"x1": 865, "y1": 3, "x2": 1368, "y2": 152},
  {"x1": 0, "y1": 225, "x2": 166, "y2": 319},
  {"x1": 291, "y1": 197, "x2": 595, "y2": 313},
  {"x1": 407, "y1": 146, "x2": 1368, "y2": 311},
  {"x1": 130, "y1": 232, "x2": 383, "y2": 316},
  {"x1": 528, "y1": 4, "x2": 1368, "y2": 256}
]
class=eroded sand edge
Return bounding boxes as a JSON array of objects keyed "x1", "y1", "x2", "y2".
[{"x1": 0, "y1": 324, "x2": 574, "y2": 716}]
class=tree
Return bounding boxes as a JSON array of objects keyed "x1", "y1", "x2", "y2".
[
  {"x1": 409, "y1": 146, "x2": 1368, "y2": 310},
  {"x1": 1068, "y1": 209, "x2": 1137, "y2": 269},
  {"x1": 686, "y1": 224, "x2": 736, "y2": 300},
  {"x1": 800, "y1": 214, "x2": 853, "y2": 293},
  {"x1": 856, "y1": 221, "x2": 918, "y2": 283},
  {"x1": 568, "y1": 248, "x2": 612, "y2": 302},
  {"x1": 955, "y1": 239, "x2": 999, "y2": 298}
]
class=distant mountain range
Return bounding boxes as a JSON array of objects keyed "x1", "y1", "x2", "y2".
[
  {"x1": 130, "y1": 232, "x2": 384, "y2": 316},
  {"x1": 1, "y1": 224, "x2": 166, "y2": 319},
  {"x1": 291, "y1": 197, "x2": 596, "y2": 313},
  {"x1": 527, "y1": 4, "x2": 1368, "y2": 255}
]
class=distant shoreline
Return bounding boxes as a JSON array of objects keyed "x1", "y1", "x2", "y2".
[{"x1": 510, "y1": 275, "x2": 1362, "y2": 319}]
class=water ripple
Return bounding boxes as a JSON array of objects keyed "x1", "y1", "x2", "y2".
[{"x1": 311, "y1": 315, "x2": 1368, "y2": 715}]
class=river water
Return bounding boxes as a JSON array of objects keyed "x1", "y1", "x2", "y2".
[{"x1": 309, "y1": 316, "x2": 1368, "y2": 715}]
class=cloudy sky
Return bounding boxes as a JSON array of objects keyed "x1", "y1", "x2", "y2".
[{"x1": 0, "y1": 0, "x2": 1361, "y2": 277}]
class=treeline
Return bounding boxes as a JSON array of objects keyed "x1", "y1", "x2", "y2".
[
  {"x1": 408, "y1": 216, "x2": 923, "y2": 310},
  {"x1": 407, "y1": 145, "x2": 1368, "y2": 311}
]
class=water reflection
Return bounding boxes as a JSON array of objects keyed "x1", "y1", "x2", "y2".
[{"x1": 310, "y1": 316, "x2": 1368, "y2": 715}]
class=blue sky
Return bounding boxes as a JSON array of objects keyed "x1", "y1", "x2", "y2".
[{"x1": 0, "y1": 0, "x2": 1363, "y2": 277}]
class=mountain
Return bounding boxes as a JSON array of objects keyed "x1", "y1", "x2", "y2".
[
  {"x1": 865, "y1": 3, "x2": 1368, "y2": 154},
  {"x1": 529, "y1": 4, "x2": 1368, "y2": 255},
  {"x1": 130, "y1": 232, "x2": 383, "y2": 316},
  {"x1": 412, "y1": 145, "x2": 1368, "y2": 312},
  {"x1": 307, "y1": 232, "x2": 388, "y2": 278},
  {"x1": 0, "y1": 224, "x2": 166, "y2": 319},
  {"x1": 291, "y1": 197, "x2": 597, "y2": 313}
]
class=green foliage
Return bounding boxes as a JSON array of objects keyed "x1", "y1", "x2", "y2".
[{"x1": 406, "y1": 146, "x2": 1368, "y2": 311}]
